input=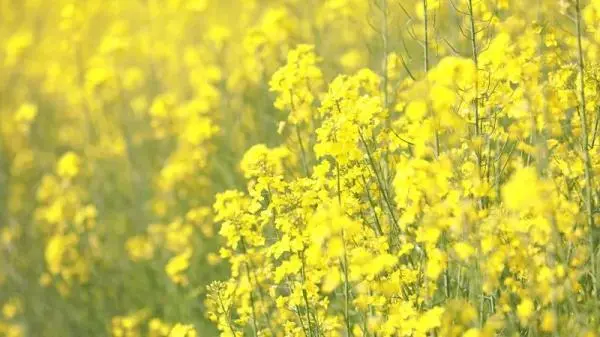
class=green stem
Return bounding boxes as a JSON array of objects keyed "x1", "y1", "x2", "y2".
[{"x1": 575, "y1": 0, "x2": 597, "y2": 297}]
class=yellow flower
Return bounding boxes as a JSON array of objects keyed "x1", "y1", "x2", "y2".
[
  {"x1": 463, "y1": 328, "x2": 480, "y2": 337},
  {"x1": 517, "y1": 298, "x2": 535, "y2": 325},
  {"x1": 45, "y1": 234, "x2": 76, "y2": 275},
  {"x1": 405, "y1": 100, "x2": 428, "y2": 122},
  {"x1": 168, "y1": 323, "x2": 196, "y2": 337},
  {"x1": 2, "y1": 300, "x2": 19, "y2": 319},
  {"x1": 206, "y1": 252, "x2": 221, "y2": 266},
  {"x1": 340, "y1": 49, "x2": 363, "y2": 71},
  {"x1": 126, "y1": 236, "x2": 155, "y2": 262},
  {"x1": 165, "y1": 249, "x2": 193, "y2": 285},
  {"x1": 321, "y1": 267, "x2": 341, "y2": 293},
  {"x1": 56, "y1": 152, "x2": 81, "y2": 179},
  {"x1": 327, "y1": 236, "x2": 345, "y2": 258},
  {"x1": 502, "y1": 167, "x2": 541, "y2": 211},
  {"x1": 240, "y1": 144, "x2": 290, "y2": 179},
  {"x1": 453, "y1": 242, "x2": 475, "y2": 261},
  {"x1": 540, "y1": 310, "x2": 556, "y2": 332},
  {"x1": 13, "y1": 103, "x2": 37, "y2": 123}
]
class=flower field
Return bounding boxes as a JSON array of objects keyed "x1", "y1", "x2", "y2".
[{"x1": 2, "y1": 0, "x2": 600, "y2": 336}]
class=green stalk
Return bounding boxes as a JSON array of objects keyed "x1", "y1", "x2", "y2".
[
  {"x1": 337, "y1": 162, "x2": 353, "y2": 336},
  {"x1": 575, "y1": 0, "x2": 598, "y2": 297}
]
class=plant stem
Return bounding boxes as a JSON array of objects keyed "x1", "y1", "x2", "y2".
[{"x1": 575, "y1": 0, "x2": 597, "y2": 297}]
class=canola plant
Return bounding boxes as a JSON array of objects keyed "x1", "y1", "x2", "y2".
[{"x1": 2, "y1": 0, "x2": 600, "y2": 337}]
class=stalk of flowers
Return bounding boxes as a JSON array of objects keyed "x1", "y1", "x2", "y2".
[{"x1": 208, "y1": 1, "x2": 600, "y2": 331}]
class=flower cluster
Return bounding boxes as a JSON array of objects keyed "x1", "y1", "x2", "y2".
[{"x1": 206, "y1": 1, "x2": 600, "y2": 336}]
